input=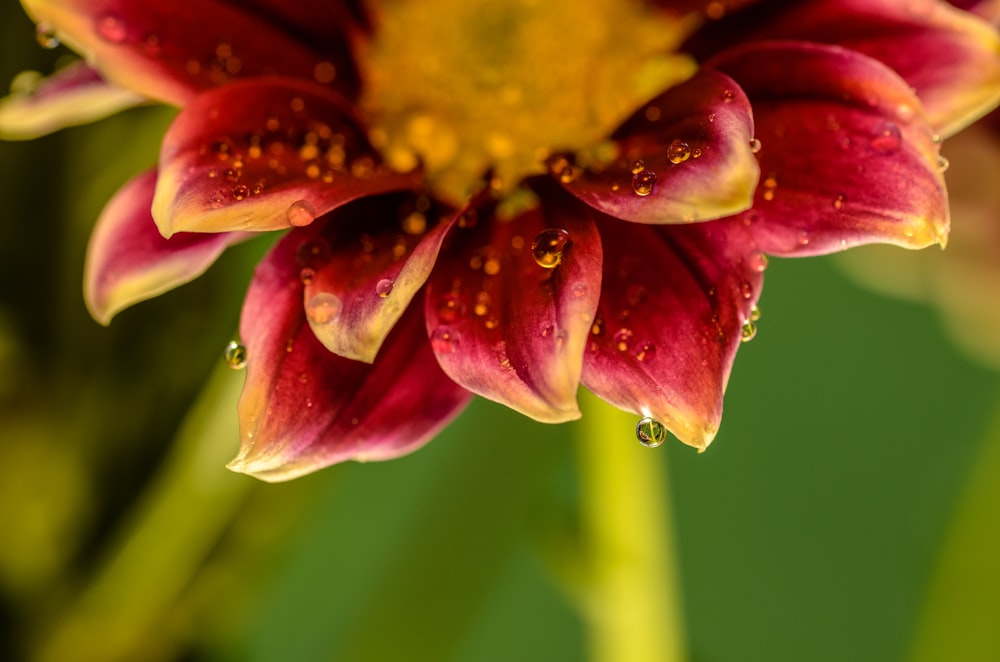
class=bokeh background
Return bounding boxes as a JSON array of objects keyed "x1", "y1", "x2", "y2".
[{"x1": 2, "y1": 4, "x2": 999, "y2": 661}]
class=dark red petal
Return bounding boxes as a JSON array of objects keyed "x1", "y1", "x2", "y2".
[
  {"x1": 84, "y1": 170, "x2": 250, "y2": 325},
  {"x1": 424, "y1": 182, "x2": 603, "y2": 423},
  {"x1": 288, "y1": 194, "x2": 456, "y2": 363},
  {"x1": 687, "y1": 0, "x2": 1000, "y2": 136},
  {"x1": 710, "y1": 41, "x2": 948, "y2": 256},
  {"x1": 22, "y1": 0, "x2": 359, "y2": 105},
  {"x1": 153, "y1": 77, "x2": 420, "y2": 236},
  {"x1": 583, "y1": 215, "x2": 764, "y2": 450},
  {"x1": 231, "y1": 237, "x2": 471, "y2": 482},
  {"x1": 551, "y1": 70, "x2": 758, "y2": 225},
  {"x1": 0, "y1": 61, "x2": 143, "y2": 139}
]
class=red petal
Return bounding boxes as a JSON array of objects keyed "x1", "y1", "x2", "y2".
[
  {"x1": 710, "y1": 41, "x2": 949, "y2": 256},
  {"x1": 0, "y1": 61, "x2": 143, "y2": 140},
  {"x1": 22, "y1": 0, "x2": 359, "y2": 105},
  {"x1": 231, "y1": 239, "x2": 471, "y2": 482},
  {"x1": 279, "y1": 193, "x2": 455, "y2": 363},
  {"x1": 687, "y1": 0, "x2": 1000, "y2": 137},
  {"x1": 84, "y1": 170, "x2": 249, "y2": 325},
  {"x1": 424, "y1": 182, "x2": 603, "y2": 423},
  {"x1": 153, "y1": 77, "x2": 420, "y2": 236},
  {"x1": 583, "y1": 215, "x2": 764, "y2": 450},
  {"x1": 551, "y1": 70, "x2": 758, "y2": 224}
]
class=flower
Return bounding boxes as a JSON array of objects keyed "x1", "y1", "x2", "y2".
[{"x1": 5, "y1": 0, "x2": 999, "y2": 480}]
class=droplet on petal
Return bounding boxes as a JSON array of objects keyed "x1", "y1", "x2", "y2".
[
  {"x1": 614, "y1": 328, "x2": 633, "y2": 351},
  {"x1": 224, "y1": 340, "x2": 247, "y2": 369},
  {"x1": 750, "y1": 304, "x2": 762, "y2": 322},
  {"x1": 635, "y1": 342, "x2": 656, "y2": 362},
  {"x1": 306, "y1": 292, "x2": 342, "y2": 325},
  {"x1": 95, "y1": 14, "x2": 128, "y2": 44},
  {"x1": 741, "y1": 319, "x2": 757, "y2": 342},
  {"x1": 630, "y1": 159, "x2": 646, "y2": 174},
  {"x1": 870, "y1": 122, "x2": 902, "y2": 153},
  {"x1": 35, "y1": 24, "x2": 60, "y2": 49},
  {"x1": 632, "y1": 170, "x2": 656, "y2": 196},
  {"x1": 375, "y1": 278, "x2": 394, "y2": 298},
  {"x1": 667, "y1": 139, "x2": 692, "y2": 164},
  {"x1": 832, "y1": 193, "x2": 846, "y2": 210},
  {"x1": 531, "y1": 228, "x2": 571, "y2": 268},
  {"x1": 636, "y1": 417, "x2": 667, "y2": 448},
  {"x1": 286, "y1": 199, "x2": 316, "y2": 227},
  {"x1": 430, "y1": 326, "x2": 460, "y2": 354},
  {"x1": 937, "y1": 155, "x2": 950, "y2": 172},
  {"x1": 749, "y1": 138, "x2": 762, "y2": 154}
]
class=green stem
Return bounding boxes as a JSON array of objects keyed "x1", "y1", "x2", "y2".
[
  {"x1": 31, "y1": 366, "x2": 254, "y2": 662},
  {"x1": 908, "y1": 389, "x2": 1000, "y2": 662},
  {"x1": 576, "y1": 392, "x2": 688, "y2": 662}
]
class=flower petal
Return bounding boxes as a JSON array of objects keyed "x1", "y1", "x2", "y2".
[
  {"x1": 281, "y1": 193, "x2": 455, "y2": 363},
  {"x1": 83, "y1": 169, "x2": 249, "y2": 325},
  {"x1": 0, "y1": 61, "x2": 144, "y2": 140},
  {"x1": 710, "y1": 41, "x2": 949, "y2": 256},
  {"x1": 21, "y1": 0, "x2": 359, "y2": 105},
  {"x1": 551, "y1": 69, "x2": 758, "y2": 224},
  {"x1": 583, "y1": 216, "x2": 764, "y2": 451},
  {"x1": 152, "y1": 77, "x2": 420, "y2": 236},
  {"x1": 230, "y1": 244, "x2": 471, "y2": 482},
  {"x1": 687, "y1": 0, "x2": 1000, "y2": 137},
  {"x1": 424, "y1": 183, "x2": 603, "y2": 423}
]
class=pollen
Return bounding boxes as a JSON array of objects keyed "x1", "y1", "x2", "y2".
[{"x1": 359, "y1": 0, "x2": 698, "y2": 205}]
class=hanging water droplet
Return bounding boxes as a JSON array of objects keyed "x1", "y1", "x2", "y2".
[
  {"x1": 667, "y1": 139, "x2": 691, "y2": 164},
  {"x1": 937, "y1": 154, "x2": 949, "y2": 172},
  {"x1": 306, "y1": 292, "x2": 342, "y2": 325},
  {"x1": 750, "y1": 252, "x2": 769, "y2": 273},
  {"x1": 224, "y1": 340, "x2": 247, "y2": 369},
  {"x1": 531, "y1": 228, "x2": 571, "y2": 268},
  {"x1": 286, "y1": 199, "x2": 316, "y2": 227},
  {"x1": 632, "y1": 170, "x2": 657, "y2": 196},
  {"x1": 749, "y1": 138, "x2": 762, "y2": 154},
  {"x1": 636, "y1": 417, "x2": 667, "y2": 448},
  {"x1": 375, "y1": 278, "x2": 394, "y2": 298},
  {"x1": 870, "y1": 121, "x2": 902, "y2": 153},
  {"x1": 749, "y1": 304, "x2": 762, "y2": 322},
  {"x1": 741, "y1": 319, "x2": 757, "y2": 342},
  {"x1": 95, "y1": 14, "x2": 127, "y2": 44},
  {"x1": 430, "y1": 326, "x2": 460, "y2": 354},
  {"x1": 35, "y1": 24, "x2": 60, "y2": 49}
]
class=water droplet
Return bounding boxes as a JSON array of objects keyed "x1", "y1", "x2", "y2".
[
  {"x1": 750, "y1": 304, "x2": 762, "y2": 322},
  {"x1": 741, "y1": 319, "x2": 757, "y2": 342},
  {"x1": 591, "y1": 317, "x2": 605, "y2": 336},
  {"x1": 299, "y1": 268, "x2": 315, "y2": 284},
  {"x1": 632, "y1": 170, "x2": 657, "y2": 196},
  {"x1": 430, "y1": 326, "x2": 460, "y2": 354},
  {"x1": 437, "y1": 293, "x2": 465, "y2": 322},
  {"x1": 870, "y1": 122, "x2": 902, "y2": 153},
  {"x1": 224, "y1": 340, "x2": 247, "y2": 369},
  {"x1": 667, "y1": 139, "x2": 692, "y2": 164},
  {"x1": 630, "y1": 159, "x2": 646, "y2": 174},
  {"x1": 614, "y1": 328, "x2": 633, "y2": 351},
  {"x1": 375, "y1": 278, "x2": 394, "y2": 298},
  {"x1": 35, "y1": 24, "x2": 60, "y2": 49},
  {"x1": 832, "y1": 193, "x2": 846, "y2": 210},
  {"x1": 95, "y1": 14, "x2": 127, "y2": 44},
  {"x1": 531, "y1": 228, "x2": 571, "y2": 269},
  {"x1": 722, "y1": 89, "x2": 735, "y2": 103},
  {"x1": 286, "y1": 199, "x2": 316, "y2": 227},
  {"x1": 232, "y1": 184, "x2": 250, "y2": 200},
  {"x1": 750, "y1": 252, "x2": 769, "y2": 272},
  {"x1": 636, "y1": 417, "x2": 667, "y2": 448},
  {"x1": 937, "y1": 154, "x2": 949, "y2": 172},
  {"x1": 306, "y1": 292, "x2": 342, "y2": 325},
  {"x1": 740, "y1": 281, "x2": 753, "y2": 300},
  {"x1": 797, "y1": 230, "x2": 811, "y2": 247},
  {"x1": 749, "y1": 138, "x2": 762, "y2": 154}
]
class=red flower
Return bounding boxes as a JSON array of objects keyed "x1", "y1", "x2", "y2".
[{"x1": 6, "y1": 0, "x2": 999, "y2": 480}]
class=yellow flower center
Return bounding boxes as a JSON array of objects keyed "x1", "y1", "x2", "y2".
[{"x1": 359, "y1": 0, "x2": 698, "y2": 206}]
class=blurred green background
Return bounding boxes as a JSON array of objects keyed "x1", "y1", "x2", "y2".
[{"x1": 2, "y1": 5, "x2": 999, "y2": 661}]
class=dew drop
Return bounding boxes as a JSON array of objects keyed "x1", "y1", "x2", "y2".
[
  {"x1": 750, "y1": 252, "x2": 769, "y2": 273},
  {"x1": 630, "y1": 159, "x2": 646, "y2": 174},
  {"x1": 286, "y1": 199, "x2": 316, "y2": 227},
  {"x1": 95, "y1": 14, "x2": 127, "y2": 44},
  {"x1": 437, "y1": 293, "x2": 464, "y2": 322},
  {"x1": 231, "y1": 184, "x2": 250, "y2": 200},
  {"x1": 937, "y1": 155, "x2": 950, "y2": 172},
  {"x1": 375, "y1": 278, "x2": 394, "y2": 298},
  {"x1": 531, "y1": 228, "x2": 571, "y2": 268},
  {"x1": 635, "y1": 342, "x2": 656, "y2": 362},
  {"x1": 667, "y1": 139, "x2": 692, "y2": 164},
  {"x1": 306, "y1": 292, "x2": 342, "y2": 325},
  {"x1": 740, "y1": 281, "x2": 753, "y2": 300},
  {"x1": 430, "y1": 326, "x2": 460, "y2": 354},
  {"x1": 35, "y1": 24, "x2": 60, "y2": 49},
  {"x1": 632, "y1": 170, "x2": 657, "y2": 196},
  {"x1": 614, "y1": 328, "x2": 634, "y2": 351},
  {"x1": 870, "y1": 121, "x2": 902, "y2": 153},
  {"x1": 832, "y1": 193, "x2": 846, "y2": 210},
  {"x1": 299, "y1": 268, "x2": 315, "y2": 284},
  {"x1": 797, "y1": 230, "x2": 811, "y2": 246},
  {"x1": 749, "y1": 304, "x2": 762, "y2": 322},
  {"x1": 224, "y1": 340, "x2": 247, "y2": 369},
  {"x1": 636, "y1": 417, "x2": 667, "y2": 448},
  {"x1": 749, "y1": 137, "x2": 762, "y2": 154},
  {"x1": 741, "y1": 319, "x2": 757, "y2": 342}
]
